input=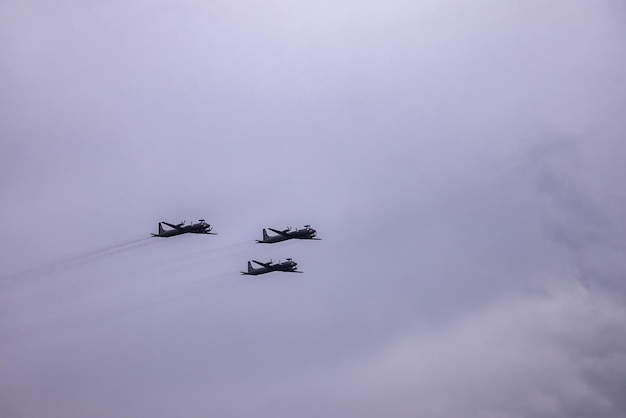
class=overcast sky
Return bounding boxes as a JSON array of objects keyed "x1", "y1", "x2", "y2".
[{"x1": 1, "y1": 1, "x2": 626, "y2": 417}]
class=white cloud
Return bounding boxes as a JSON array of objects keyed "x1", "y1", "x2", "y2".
[{"x1": 325, "y1": 282, "x2": 626, "y2": 417}]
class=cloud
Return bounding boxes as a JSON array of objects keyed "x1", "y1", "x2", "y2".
[
  {"x1": 281, "y1": 282, "x2": 626, "y2": 418},
  {"x1": 1, "y1": 1, "x2": 626, "y2": 417}
]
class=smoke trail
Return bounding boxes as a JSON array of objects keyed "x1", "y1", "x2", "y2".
[
  {"x1": 0, "y1": 235, "x2": 159, "y2": 286},
  {"x1": 118, "y1": 238, "x2": 254, "y2": 279},
  {"x1": 3, "y1": 271, "x2": 249, "y2": 340},
  {"x1": 80, "y1": 266, "x2": 290, "y2": 328},
  {"x1": 138, "y1": 239, "x2": 252, "y2": 275},
  {"x1": 93, "y1": 273, "x2": 241, "y2": 321},
  {"x1": 162, "y1": 239, "x2": 252, "y2": 263}
]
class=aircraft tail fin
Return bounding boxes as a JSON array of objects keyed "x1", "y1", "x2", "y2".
[
  {"x1": 248, "y1": 261, "x2": 253, "y2": 273},
  {"x1": 262, "y1": 228, "x2": 269, "y2": 241},
  {"x1": 158, "y1": 222, "x2": 165, "y2": 235}
]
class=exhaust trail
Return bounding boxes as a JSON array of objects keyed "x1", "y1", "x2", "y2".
[
  {"x1": 3, "y1": 271, "x2": 248, "y2": 340},
  {"x1": 163, "y1": 239, "x2": 252, "y2": 263},
  {"x1": 1, "y1": 235, "x2": 159, "y2": 286},
  {"x1": 79, "y1": 267, "x2": 290, "y2": 328},
  {"x1": 144, "y1": 239, "x2": 252, "y2": 272},
  {"x1": 94, "y1": 273, "x2": 240, "y2": 321},
  {"x1": 122, "y1": 239, "x2": 253, "y2": 278}
]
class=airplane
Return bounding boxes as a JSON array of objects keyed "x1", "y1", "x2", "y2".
[
  {"x1": 241, "y1": 258, "x2": 302, "y2": 275},
  {"x1": 151, "y1": 219, "x2": 216, "y2": 237},
  {"x1": 256, "y1": 225, "x2": 320, "y2": 244}
]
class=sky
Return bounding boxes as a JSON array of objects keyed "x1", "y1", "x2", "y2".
[{"x1": 1, "y1": 1, "x2": 626, "y2": 417}]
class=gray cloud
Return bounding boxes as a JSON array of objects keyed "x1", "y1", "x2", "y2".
[{"x1": 1, "y1": 1, "x2": 625, "y2": 417}]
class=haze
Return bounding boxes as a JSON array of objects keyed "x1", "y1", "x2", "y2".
[{"x1": 1, "y1": 1, "x2": 626, "y2": 417}]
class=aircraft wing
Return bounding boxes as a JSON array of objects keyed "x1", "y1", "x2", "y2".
[
  {"x1": 268, "y1": 228, "x2": 290, "y2": 236},
  {"x1": 252, "y1": 260, "x2": 273, "y2": 268},
  {"x1": 162, "y1": 222, "x2": 185, "y2": 230}
]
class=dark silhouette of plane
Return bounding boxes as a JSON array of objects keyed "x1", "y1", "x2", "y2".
[
  {"x1": 151, "y1": 220, "x2": 216, "y2": 237},
  {"x1": 256, "y1": 225, "x2": 319, "y2": 244},
  {"x1": 241, "y1": 258, "x2": 302, "y2": 275}
]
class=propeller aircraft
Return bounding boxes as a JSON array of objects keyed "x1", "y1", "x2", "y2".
[
  {"x1": 256, "y1": 225, "x2": 319, "y2": 244},
  {"x1": 151, "y1": 219, "x2": 216, "y2": 238},
  {"x1": 241, "y1": 258, "x2": 302, "y2": 275}
]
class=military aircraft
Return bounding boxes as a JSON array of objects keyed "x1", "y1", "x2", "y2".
[
  {"x1": 151, "y1": 219, "x2": 216, "y2": 237},
  {"x1": 256, "y1": 225, "x2": 320, "y2": 243},
  {"x1": 241, "y1": 258, "x2": 302, "y2": 275}
]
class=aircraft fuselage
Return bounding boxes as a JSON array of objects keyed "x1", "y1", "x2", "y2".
[
  {"x1": 151, "y1": 221, "x2": 214, "y2": 237},
  {"x1": 256, "y1": 226, "x2": 318, "y2": 243},
  {"x1": 241, "y1": 260, "x2": 300, "y2": 275}
]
